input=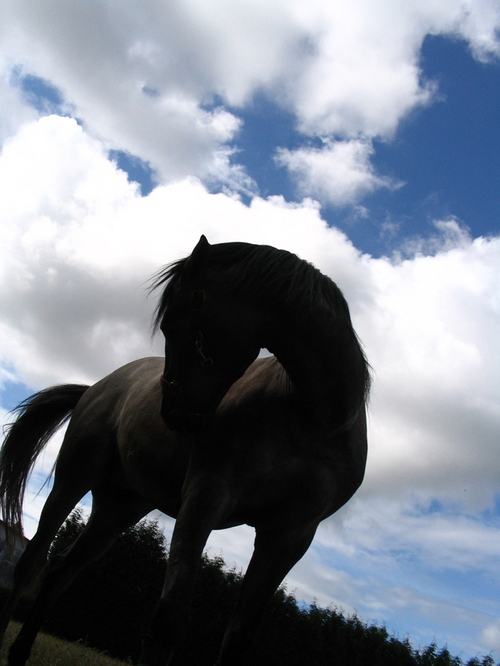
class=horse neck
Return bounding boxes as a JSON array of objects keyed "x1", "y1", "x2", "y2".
[{"x1": 265, "y1": 313, "x2": 366, "y2": 434}]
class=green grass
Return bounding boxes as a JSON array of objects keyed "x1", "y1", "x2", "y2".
[{"x1": 0, "y1": 622, "x2": 130, "y2": 666}]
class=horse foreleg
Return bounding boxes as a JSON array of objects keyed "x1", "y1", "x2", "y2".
[
  {"x1": 139, "y1": 481, "x2": 230, "y2": 666},
  {"x1": 7, "y1": 490, "x2": 150, "y2": 666},
  {"x1": 216, "y1": 524, "x2": 317, "y2": 666}
]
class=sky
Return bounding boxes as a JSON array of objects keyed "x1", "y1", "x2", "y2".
[{"x1": 0, "y1": 0, "x2": 500, "y2": 661}]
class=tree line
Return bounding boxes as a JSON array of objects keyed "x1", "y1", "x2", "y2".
[{"x1": 0, "y1": 510, "x2": 496, "y2": 666}]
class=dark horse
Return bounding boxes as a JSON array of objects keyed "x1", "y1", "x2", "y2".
[{"x1": 0, "y1": 236, "x2": 369, "y2": 666}]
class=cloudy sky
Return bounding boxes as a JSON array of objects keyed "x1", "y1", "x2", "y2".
[{"x1": 1, "y1": 0, "x2": 500, "y2": 661}]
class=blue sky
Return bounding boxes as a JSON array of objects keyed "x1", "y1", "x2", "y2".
[
  {"x1": 1, "y1": 2, "x2": 500, "y2": 662},
  {"x1": 367, "y1": 36, "x2": 500, "y2": 249},
  {"x1": 222, "y1": 33, "x2": 500, "y2": 257}
]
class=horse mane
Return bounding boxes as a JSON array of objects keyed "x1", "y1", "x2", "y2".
[
  {"x1": 152, "y1": 242, "x2": 348, "y2": 327},
  {"x1": 151, "y1": 241, "x2": 370, "y2": 400}
]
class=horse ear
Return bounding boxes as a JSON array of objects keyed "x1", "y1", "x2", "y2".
[{"x1": 183, "y1": 235, "x2": 210, "y2": 282}]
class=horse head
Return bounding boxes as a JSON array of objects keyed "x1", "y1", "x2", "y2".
[{"x1": 158, "y1": 235, "x2": 261, "y2": 432}]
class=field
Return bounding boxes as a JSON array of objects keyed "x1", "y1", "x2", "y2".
[{"x1": 0, "y1": 622, "x2": 130, "y2": 666}]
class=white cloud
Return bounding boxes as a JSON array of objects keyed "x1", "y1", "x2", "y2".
[
  {"x1": 0, "y1": 115, "x2": 356, "y2": 386},
  {"x1": 482, "y1": 619, "x2": 500, "y2": 653},
  {"x1": 284, "y1": 0, "x2": 500, "y2": 137},
  {"x1": 300, "y1": 496, "x2": 500, "y2": 656},
  {"x1": 454, "y1": 0, "x2": 500, "y2": 62},
  {"x1": 0, "y1": 0, "x2": 297, "y2": 190},
  {"x1": 1, "y1": 1, "x2": 499, "y2": 205},
  {"x1": 276, "y1": 138, "x2": 402, "y2": 206},
  {"x1": 396, "y1": 218, "x2": 474, "y2": 258},
  {"x1": 0, "y1": 2, "x2": 246, "y2": 188},
  {"x1": 319, "y1": 497, "x2": 500, "y2": 577},
  {"x1": 358, "y1": 231, "x2": 500, "y2": 507}
]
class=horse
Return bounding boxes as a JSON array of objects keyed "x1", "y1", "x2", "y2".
[{"x1": 0, "y1": 235, "x2": 370, "y2": 666}]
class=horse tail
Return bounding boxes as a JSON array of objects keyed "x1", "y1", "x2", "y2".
[{"x1": 0, "y1": 384, "x2": 89, "y2": 538}]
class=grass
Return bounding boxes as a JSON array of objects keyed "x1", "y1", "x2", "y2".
[{"x1": 0, "y1": 622, "x2": 130, "y2": 666}]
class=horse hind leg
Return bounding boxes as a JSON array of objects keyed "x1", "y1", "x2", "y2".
[
  {"x1": 215, "y1": 523, "x2": 318, "y2": 666},
  {"x1": 0, "y1": 472, "x2": 92, "y2": 649},
  {"x1": 6, "y1": 486, "x2": 151, "y2": 666}
]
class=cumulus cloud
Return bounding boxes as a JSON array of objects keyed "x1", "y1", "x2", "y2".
[
  {"x1": 283, "y1": 0, "x2": 500, "y2": 137},
  {"x1": 1, "y1": 1, "x2": 499, "y2": 204},
  {"x1": 276, "y1": 138, "x2": 402, "y2": 206},
  {"x1": 0, "y1": 3, "x2": 247, "y2": 188},
  {"x1": 0, "y1": 116, "x2": 153, "y2": 385},
  {"x1": 0, "y1": 115, "x2": 359, "y2": 386},
  {"x1": 0, "y1": 0, "x2": 298, "y2": 190},
  {"x1": 360, "y1": 231, "x2": 500, "y2": 507}
]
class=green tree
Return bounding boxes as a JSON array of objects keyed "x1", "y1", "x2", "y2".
[
  {"x1": 17, "y1": 509, "x2": 497, "y2": 666},
  {"x1": 44, "y1": 510, "x2": 168, "y2": 662}
]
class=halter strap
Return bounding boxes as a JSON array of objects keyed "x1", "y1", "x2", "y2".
[
  {"x1": 190, "y1": 289, "x2": 213, "y2": 368},
  {"x1": 159, "y1": 288, "x2": 213, "y2": 397}
]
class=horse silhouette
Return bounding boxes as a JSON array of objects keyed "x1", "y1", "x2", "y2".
[{"x1": 0, "y1": 235, "x2": 370, "y2": 666}]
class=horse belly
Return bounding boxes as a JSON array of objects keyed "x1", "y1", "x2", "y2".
[
  {"x1": 191, "y1": 420, "x2": 334, "y2": 530},
  {"x1": 116, "y1": 409, "x2": 192, "y2": 518}
]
